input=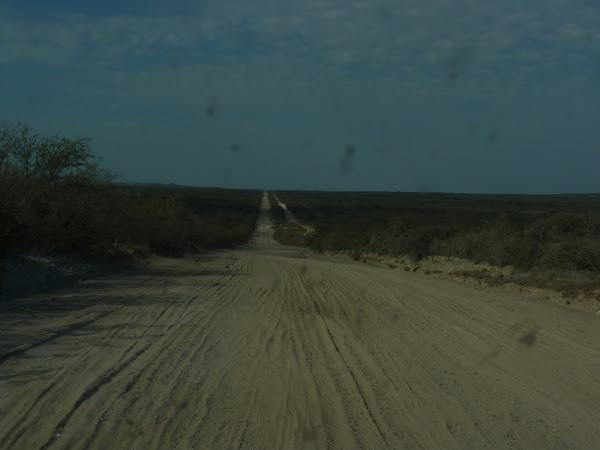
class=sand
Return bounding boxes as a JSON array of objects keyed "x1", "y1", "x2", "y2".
[{"x1": 1, "y1": 192, "x2": 599, "y2": 449}]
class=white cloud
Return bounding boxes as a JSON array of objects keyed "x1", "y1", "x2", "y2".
[{"x1": 0, "y1": 0, "x2": 597, "y2": 104}]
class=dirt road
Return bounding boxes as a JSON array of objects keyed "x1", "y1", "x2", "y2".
[{"x1": 1, "y1": 192, "x2": 600, "y2": 449}]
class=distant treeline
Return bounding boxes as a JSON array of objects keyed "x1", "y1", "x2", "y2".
[
  {"x1": 0, "y1": 123, "x2": 261, "y2": 257},
  {"x1": 276, "y1": 191, "x2": 600, "y2": 273}
]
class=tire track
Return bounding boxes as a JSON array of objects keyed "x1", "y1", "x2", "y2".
[
  {"x1": 309, "y1": 289, "x2": 388, "y2": 445},
  {"x1": 79, "y1": 274, "x2": 241, "y2": 449},
  {"x1": 0, "y1": 305, "x2": 124, "y2": 366},
  {"x1": 38, "y1": 341, "x2": 152, "y2": 450}
]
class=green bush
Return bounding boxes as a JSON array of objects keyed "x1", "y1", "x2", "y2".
[
  {"x1": 575, "y1": 241, "x2": 600, "y2": 271},
  {"x1": 276, "y1": 190, "x2": 600, "y2": 273},
  {"x1": 0, "y1": 123, "x2": 261, "y2": 257}
]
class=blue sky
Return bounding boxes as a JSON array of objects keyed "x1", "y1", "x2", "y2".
[{"x1": 1, "y1": 0, "x2": 599, "y2": 192}]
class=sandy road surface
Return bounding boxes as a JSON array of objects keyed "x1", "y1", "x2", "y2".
[{"x1": 1, "y1": 192, "x2": 600, "y2": 449}]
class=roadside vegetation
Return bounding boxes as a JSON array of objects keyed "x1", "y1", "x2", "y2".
[
  {"x1": 275, "y1": 190, "x2": 600, "y2": 300},
  {"x1": 0, "y1": 122, "x2": 261, "y2": 258}
]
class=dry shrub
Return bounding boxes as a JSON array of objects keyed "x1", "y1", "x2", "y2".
[
  {"x1": 0, "y1": 123, "x2": 261, "y2": 258},
  {"x1": 276, "y1": 190, "x2": 600, "y2": 276}
]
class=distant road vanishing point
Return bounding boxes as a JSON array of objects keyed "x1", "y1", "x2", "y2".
[{"x1": 1, "y1": 192, "x2": 600, "y2": 449}]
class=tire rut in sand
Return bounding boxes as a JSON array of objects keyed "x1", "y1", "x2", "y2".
[
  {"x1": 80, "y1": 270, "x2": 246, "y2": 449},
  {"x1": 0, "y1": 306, "x2": 125, "y2": 366},
  {"x1": 296, "y1": 263, "x2": 389, "y2": 446},
  {"x1": 39, "y1": 342, "x2": 152, "y2": 450}
]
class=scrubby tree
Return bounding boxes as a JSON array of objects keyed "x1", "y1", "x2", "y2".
[
  {"x1": 0, "y1": 122, "x2": 99, "y2": 184},
  {"x1": 0, "y1": 122, "x2": 104, "y2": 251}
]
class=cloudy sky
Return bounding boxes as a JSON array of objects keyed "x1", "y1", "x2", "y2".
[{"x1": 1, "y1": 0, "x2": 599, "y2": 193}]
